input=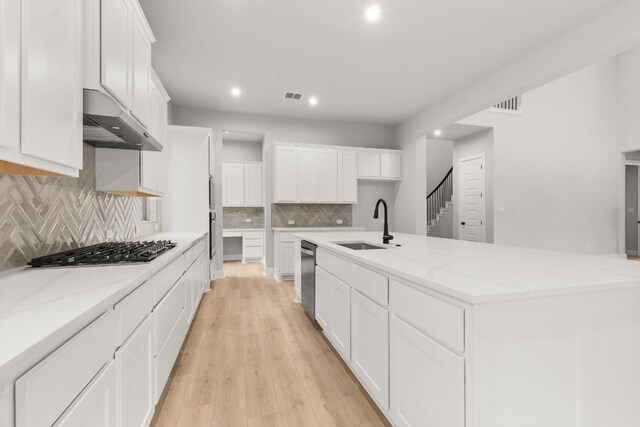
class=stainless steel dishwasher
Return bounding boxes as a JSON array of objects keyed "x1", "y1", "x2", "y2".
[{"x1": 300, "y1": 240, "x2": 317, "y2": 319}]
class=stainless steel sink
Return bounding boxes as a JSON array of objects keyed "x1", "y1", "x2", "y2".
[{"x1": 334, "y1": 241, "x2": 387, "y2": 250}]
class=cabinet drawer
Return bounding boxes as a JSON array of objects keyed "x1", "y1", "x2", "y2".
[
  {"x1": 350, "y1": 263, "x2": 388, "y2": 307},
  {"x1": 390, "y1": 280, "x2": 464, "y2": 352},
  {"x1": 244, "y1": 246, "x2": 263, "y2": 259},
  {"x1": 155, "y1": 308, "x2": 185, "y2": 401},
  {"x1": 184, "y1": 238, "x2": 206, "y2": 269},
  {"x1": 243, "y1": 231, "x2": 264, "y2": 239},
  {"x1": 154, "y1": 276, "x2": 186, "y2": 356},
  {"x1": 317, "y1": 249, "x2": 350, "y2": 284},
  {"x1": 115, "y1": 279, "x2": 154, "y2": 347},
  {"x1": 243, "y1": 238, "x2": 264, "y2": 248},
  {"x1": 277, "y1": 232, "x2": 295, "y2": 243},
  {"x1": 153, "y1": 257, "x2": 185, "y2": 305},
  {"x1": 16, "y1": 310, "x2": 117, "y2": 427}
]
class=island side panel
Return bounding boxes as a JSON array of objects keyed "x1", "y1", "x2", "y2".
[{"x1": 475, "y1": 286, "x2": 640, "y2": 427}]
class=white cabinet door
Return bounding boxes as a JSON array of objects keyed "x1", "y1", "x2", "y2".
[
  {"x1": 329, "y1": 273, "x2": 351, "y2": 362},
  {"x1": 381, "y1": 152, "x2": 401, "y2": 179},
  {"x1": 244, "y1": 164, "x2": 263, "y2": 206},
  {"x1": 351, "y1": 290, "x2": 389, "y2": 410},
  {"x1": 101, "y1": 0, "x2": 132, "y2": 107},
  {"x1": 116, "y1": 314, "x2": 154, "y2": 427},
  {"x1": 390, "y1": 315, "x2": 464, "y2": 427},
  {"x1": 55, "y1": 362, "x2": 117, "y2": 427},
  {"x1": 223, "y1": 163, "x2": 245, "y2": 206},
  {"x1": 338, "y1": 150, "x2": 357, "y2": 203},
  {"x1": 318, "y1": 149, "x2": 338, "y2": 202},
  {"x1": 131, "y1": 12, "x2": 151, "y2": 128},
  {"x1": 315, "y1": 267, "x2": 331, "y2": 330},
  {"x1": 357, "y1": 152, "x2": 381, "y2": 178},
  {"x1": 0, "y1": 0, "x2": 20, "y2": 151},
  {"x1": 208, "y1": 133, "x2": 215, "y2": 176},
  {"x1": 298, "y1": 147, "x2": 318, "y2": 202},
  {"x1": 281, "y1": 242, "x2": 295, "y2": 275},
  {"x1": 274, "y1": 146, "x2": 298, "y2": 202},
  {"x1": 21, "y1": 0, "x2": 82, "y2": 169}
]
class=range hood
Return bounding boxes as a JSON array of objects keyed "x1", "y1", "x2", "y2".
[{"x1": 82, "y1": 89, "x2": 162, "y2": 152}]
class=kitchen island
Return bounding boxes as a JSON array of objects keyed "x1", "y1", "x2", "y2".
[{"x1": 294, "y1": 231, "x2": 640, "y2": 427}]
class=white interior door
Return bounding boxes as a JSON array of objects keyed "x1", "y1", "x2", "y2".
[{"x1": 458, "y1": 154, "x2": 486, "y2": 242}]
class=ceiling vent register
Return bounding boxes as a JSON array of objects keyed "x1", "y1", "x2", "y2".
[
  {"x1": 284, "y1": 92, "x2": 304, "y2": 100},
  {"x1": 490, "y1": 96, "x2": 522, "y2": 114}
]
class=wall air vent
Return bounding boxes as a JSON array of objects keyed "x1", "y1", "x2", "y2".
[
  {"x1": 490, "y1": 95, "x2": 523, "y2": 114},
  {"x1": 284, "y1": 92, "x2": 304, "y2": 100}
]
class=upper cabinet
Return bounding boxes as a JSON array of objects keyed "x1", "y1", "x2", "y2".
[
  {"x1": 222, "y1": 162, "x2": 263, "y2": 207},
  {"x1": 357, "y1": 150, "x2": 402, "y2": 180},
  {"x1": 273, "y1": 143, "x2": 401, "y2": 204},
  {"x1": 0, "y1": 0, "x2": 83, "y2": 177},
  {"x1": 86, "y1": 0, "x2": 157, "y2": 131}
]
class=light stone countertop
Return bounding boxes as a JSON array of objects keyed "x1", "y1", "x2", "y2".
[
  {"x1": 272, "y1": 226, "x2": 366, "y2": 232},
  {"x1": 294, "y1": 231, "x2": 640, "y2": 304},
  {"x1": 0, "y1": 232, "x2": 205, "y2": 383}
]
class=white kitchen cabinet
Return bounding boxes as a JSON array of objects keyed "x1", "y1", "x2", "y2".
[
  {"x1": 131, "y1": 10, "x2": 152, "y2": 127},
  {"x1": 318, "y1": 149, "x2": 338, "y2": 202},
  {"x1": 281, "y1": 242, "x2": 296, "y2": 275},
  {"x1": 101, "y1": 0, "x2": 132, "y2": 107},
  {"x1": 0, "y1": 0, "x2": 82, "y2": 177},
  {"x1": 315, "y1": 267, "x2": 332, "y2": 330},
  {"x1": 116, "y1": 314, "x2": 154, "y2": 427},
  {"x1": 358, "y1": 150, "x2": 402, "y2": 180},
  {"x1": 244, "y1": 164, "x2": 263, "y2": 206},
  {"x1": 274, "y1": 145, "x2": 299, "y2": 202},
  {"x1": 381, "y1": 152, "x2": 402, "y2": 179},
  {"x1": 223, "y1": 163, "x2": 245, "y2": 206},
  {"x1": 338, "y1": 150, "x2": 358, "y2": 203},
  {"x1": 298, "y1": 147, "x2": 319, "y2": 202},
  {"x1": 329, "y1": 271, "x2": 351, "y2": 362},
  {"x1": 351, "y1": 290, "x2": 389, "y2": 410},
  {"x1": 389, "y1": 315, "x2": 464, "y2": 427},
  {"x1": 140, "y1": 71, "x2": 170, "y2": 194},
  {"x1": 54, "y1": 362, "x2": 117, "y2": 427}
]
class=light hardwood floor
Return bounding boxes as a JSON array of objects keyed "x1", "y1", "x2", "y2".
[{"x1": 151, "y1": 261, "x2": 390, "y2": 427}]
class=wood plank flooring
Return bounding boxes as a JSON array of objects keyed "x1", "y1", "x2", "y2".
[{"x1": 151, "y1": 261, "x2": 390, "y2": 427}]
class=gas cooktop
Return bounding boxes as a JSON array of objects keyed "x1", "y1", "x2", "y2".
[{"x1": 28, "y1": 240, "x2": 177, "y2": 268}]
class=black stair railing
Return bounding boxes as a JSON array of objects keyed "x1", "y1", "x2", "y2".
[{"x1": 427, "y1": 167, "x2": 453, "y2": 227}]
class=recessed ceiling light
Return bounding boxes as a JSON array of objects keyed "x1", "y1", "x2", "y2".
[
  {"x1": 309, "y1": 97, "x2": 318, "y2": 106},
  {"x1": 434, "y1": 129, "x2": 442, "y2": 137},
  {"x1": 230, "y1": 87, "x2": 242, "y2": 97},
  {"x1": 365, "y1": 5, "x2": 381, "y2": 22}
]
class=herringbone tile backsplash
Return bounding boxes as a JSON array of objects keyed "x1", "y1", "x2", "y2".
[
  {"x1": 0, "y1": 144, "x2": 152, "y2": 272},
  {"x1": 271, "y1": 204, "x2": 352, "y2": 228}
]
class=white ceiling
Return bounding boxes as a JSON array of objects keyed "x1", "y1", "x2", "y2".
[{"x1": 140, "y1": 0, "x2": 626, "y2": 125}]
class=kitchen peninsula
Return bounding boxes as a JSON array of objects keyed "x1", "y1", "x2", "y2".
[{"x1": 294, "y1": 231, "x2": 640, "y2": 427}]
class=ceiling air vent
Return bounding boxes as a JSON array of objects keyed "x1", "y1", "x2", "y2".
[
  {"x1": 284, "y1": 92, "x2": 304, "y2": 101},
  {"x1": 490, "y1": 95, "x2": 523, "y2": 114}
]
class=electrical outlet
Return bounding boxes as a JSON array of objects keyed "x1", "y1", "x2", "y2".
[
  {"x1": 288, "y1": 220, "x2": 295, "y2": 225},
  {"x1": 337, "y1": 219, "x2": 343, "y2": 224},
  {"x1": 245, "y1": 218, "x2": 252, "y2": 223}
]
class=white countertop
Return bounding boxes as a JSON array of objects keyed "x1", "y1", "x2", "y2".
[
  {"x1": 0, "y1": 232, "x2": 205, "y2": 383},
  {"x1": 273, "y1": 226, "x2": 366, "y2": 232},
  {"x1": 294, "y1": 231, "x2": 640, "y2": 304},
  {"x1": 223, "y1": 228, "x2": 265, "y2": 232}
]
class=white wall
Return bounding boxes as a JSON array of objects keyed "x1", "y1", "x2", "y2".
[
  {"x1": 222, "y1": 139, "x2": 263, "y2": 162},
  {"x1": 394, "y1": 0, "x2": 640, "y2": 235},
  {"x1": 452, "y1": 129, "x2": 494, "y2": 243},
  {"x1": 171, "y1": 106, "x2": 397, "y2": 271},
  {"x1": 459, "y1": 60, "x2": 618, "y2": 254},
  {"x1": 427, "y1": 139, "x2": 453, "y2": 195}
]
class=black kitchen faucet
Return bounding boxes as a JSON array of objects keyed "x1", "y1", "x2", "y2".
[{"x1": 373, "y1": 199, "x2": 394, "y2": 244}]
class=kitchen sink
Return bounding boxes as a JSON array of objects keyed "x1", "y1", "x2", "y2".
[{"x1": 334, "y1": 241, "x2": 388, "y2": 250}]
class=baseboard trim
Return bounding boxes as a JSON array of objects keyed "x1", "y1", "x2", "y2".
[
  {"x1": 213, "y1": 269, "x2": 225, "y2": 280},
  {"x1": 264, "y1": 267, "x2": 274, "y2": 276}
]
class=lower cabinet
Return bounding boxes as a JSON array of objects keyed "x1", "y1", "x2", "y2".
[
  {"x1": 55, "y1": 362, "x2": 117, "y2": 427},
  {"x1": 316, "y1": 266, "x2": 351, "y2": 362},
  {"x1": 315, "y1": 267, "x2": 331, "y2": 330},
  {"x1": 351, "y1": 290, "x2": 389, "y2": 410},
  {"x1": 389, "y1": 315, "x2": 465, "y2": 427},
  {"x1": 116, "y1": 315, "x2": 154, "y2": 427}
]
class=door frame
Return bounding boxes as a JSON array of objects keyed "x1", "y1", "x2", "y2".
[{"x1": 457, "y1": 153, "x2": 486, "y2": 243}]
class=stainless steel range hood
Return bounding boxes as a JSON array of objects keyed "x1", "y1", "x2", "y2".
[{"x1": 82, "y1": 89, "x2": 162, "y2": 152}]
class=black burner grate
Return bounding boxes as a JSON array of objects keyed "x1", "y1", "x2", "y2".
[{"x1": 28, "y1": 240, "x2": 177, "y2": 268}]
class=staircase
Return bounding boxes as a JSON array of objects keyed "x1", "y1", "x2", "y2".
[{"x1": 427, "y1": 167, "x2": 453, "y2": 236}]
